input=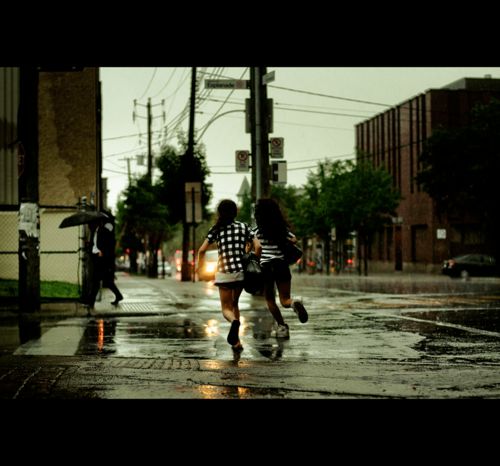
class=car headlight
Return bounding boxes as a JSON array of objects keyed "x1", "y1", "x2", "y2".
[{"x1": 205, "y1": 263, "x2": 217, "y2": 273}]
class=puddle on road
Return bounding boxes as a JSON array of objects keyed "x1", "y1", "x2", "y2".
[
  {"x1": 76, "y1": 315, "x2": 214, "y2": 357},
  {"x1": 401, "y1": 308, "x2": 500, "y2": 333},
  {"x1": 381, "y1": 307, "x2": 500, "y2": 363}
]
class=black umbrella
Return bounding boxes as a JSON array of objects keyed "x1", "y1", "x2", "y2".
[{"x1": 59, "y1": 210, "x2": 108, "y2": 229}]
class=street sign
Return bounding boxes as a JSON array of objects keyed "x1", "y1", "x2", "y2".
[
  {"x1": 270, "y1": 137, "x2": 284, "y2": 158},
  {"x1": 262, "y1": 70, "x2": 275, "y2": 85},
  {"x1": 205, "y1": 79, "x2": 250, "y2": 89},
  {"x1": 235, "y1": 150, "x2": 250, "y2": 172}
]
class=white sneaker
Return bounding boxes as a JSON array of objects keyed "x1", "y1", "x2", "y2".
[{"x1": 275, "y1": 323, "x2": 290, "y2": 339}]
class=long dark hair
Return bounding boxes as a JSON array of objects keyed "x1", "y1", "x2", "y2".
[
  {"x1": 254, "y1": 198, "x2": 289, "y2": 241},
  {"x1": 215, "y1": 199, "x2": 238, "y2": 229}
]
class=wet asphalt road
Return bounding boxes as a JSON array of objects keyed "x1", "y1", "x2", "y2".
[{"x1": 1, "y1": 272, "x2": 500, "y2": 398}]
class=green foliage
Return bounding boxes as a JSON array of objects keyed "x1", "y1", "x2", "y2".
[
  {"x1": 418, "y1": 99, "x2": 500, "y2": 213},
  {"x1": 41, "y1": 281, "x2": 80, "y2": 298},
  {"x1": 124, "y1": 177, "x2": 170, "y2": 237},
  {"x1": 237, "y1": 191, "x2": 254, "y2": 225},
  {"x1": 417, "y1": 98, "x2": 500, "y2": 253},
  {"x1": 330, "y1": 160, "x2": 401, "y2": 236},
  {"x1": 156, "y1": 131, "x2": 212, "y2": 224},
  {"x1": 269, "y1": 184, "x2": 303, "y2": 234},
  {"x1": 290, "y1": 159, "x2": 400, "y2": 242},
  {"x1": 0, "y1": 280, "x2": 79, "y2": 299},
  {"x1": 114, "y1": 131, "x2": 213, "y2": 274},
  {"x1": 116, "y1": 176, "x2": 171, "y2": 253}
]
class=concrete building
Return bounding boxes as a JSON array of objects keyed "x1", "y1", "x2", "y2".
[
  {"x1": 355, "y1": 76, "x2": 500, "y2": 273},
  {"x1": 0, "y1": 67, "x2": 102, "y2": 284}
]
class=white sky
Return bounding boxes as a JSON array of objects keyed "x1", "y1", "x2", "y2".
[{"x1": 100, "y1": 67, "x2": 500, "y2": 213}]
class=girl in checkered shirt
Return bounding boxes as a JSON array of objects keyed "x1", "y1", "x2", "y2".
[{"x1": 197, "y1": 199, "x2": 261, "y2": 352}]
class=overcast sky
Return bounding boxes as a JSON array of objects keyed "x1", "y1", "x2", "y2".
[{"x1": 100, "y1": 67, "x2": 500, "y2": 212}]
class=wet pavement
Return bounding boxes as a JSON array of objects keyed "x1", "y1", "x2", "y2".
[{"x1": 1, "y1": 272, "x2": 500, "y2": 398}]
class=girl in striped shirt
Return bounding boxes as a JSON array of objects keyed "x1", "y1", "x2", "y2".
[{"x1": 253, "y1": 198, "x2": 308, "y2": 339}]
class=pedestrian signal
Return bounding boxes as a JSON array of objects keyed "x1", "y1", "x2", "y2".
[{"x1": 271, "y1": 160, "x2": 287, "y2": 184}]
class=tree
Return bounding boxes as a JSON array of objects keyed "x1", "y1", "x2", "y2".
[
  {"x1": 417, "y1": 98, "x2": 500, "y2": 258},
  {"x1": 237, "y1": 190, "x2": 254, "y2": 225},
  {"x1": 296, "y1": 159, "x2": 400, "y2": 275},
  {"x1": 328, "y1": 160, "x2": 401, "y2": 275},
  {"x1": 295, "y1": 161, "x2": 354, "y2": 273},
  {"x1": 156, "y1": 131, "x2": 212, "y2": 225},
  {"x1": 116, "y1": 176, "x2": 171, "y2": 277}
]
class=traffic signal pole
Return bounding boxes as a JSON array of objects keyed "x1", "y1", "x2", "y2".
[
  {"x1": 250, "y1": 66, "x2": 270, "y2": 201},
  {"x1": 252, "y1": 68, "x2": 262, "y2": 199}
]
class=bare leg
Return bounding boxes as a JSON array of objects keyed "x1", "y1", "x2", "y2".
[
  {"x1": 276, "y1": 279, "x2": 292, "y2": 308},
  {"x1": 219, "y1": 285, "x2": 244, "y2": 348},
  {"x1": 278, "y1": 279, "x2": 308, "y2": 323},
  {"x1": 218, "y1": 286, "x2": 243, "y2": 322},
  {"x1": 264, "y1": 282, "x2": 286, "y2": 326}
]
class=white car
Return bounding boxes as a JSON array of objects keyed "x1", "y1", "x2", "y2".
[{"x1": 158, "y1": 261, "x2": 173, "y2": 277}]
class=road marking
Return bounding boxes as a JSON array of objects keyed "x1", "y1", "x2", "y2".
[{"x1": 379, "y1": 313, "x2": 500, "y2": 338}]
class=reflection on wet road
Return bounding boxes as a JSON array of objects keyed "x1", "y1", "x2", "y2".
[{"x1": 10, "y1": 282, "x2": 500, "y2": 367}]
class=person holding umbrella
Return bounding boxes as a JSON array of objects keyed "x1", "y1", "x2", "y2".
[{"x1": 87, "y1": 213, "x2": 123, "y2": 310}]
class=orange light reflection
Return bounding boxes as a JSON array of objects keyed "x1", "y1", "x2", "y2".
[{"x1": 97, "y1": 319, "x2": 104, "y2": 352}]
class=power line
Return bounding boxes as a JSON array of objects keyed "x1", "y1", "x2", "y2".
[
  {"x1": 278, "y1": 106, "x2": 371, "y2": 119},
  {"x1": 151, "y1": 68, "x2": 177, "y2": 99},
  {"x1": 138, "y1": 68, "x2": 158, "y2": 101},
  {"x1": 268, "y1": 84, "x2": 392, "y2": 108},
  {"x1": 202, "y1": 96, "x2": 378, "y2": 119},
  {"x1": 103, "y1": 133, "x2": 139, "y2": 141}
]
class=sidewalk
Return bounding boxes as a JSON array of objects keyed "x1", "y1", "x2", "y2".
[{"x1": 292, "y1": 271, "x2": 500, "y2": 294}]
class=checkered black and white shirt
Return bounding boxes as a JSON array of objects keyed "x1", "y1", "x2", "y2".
[{"x1": 206, "y1": 221, "x2": 254, "y2": 273}]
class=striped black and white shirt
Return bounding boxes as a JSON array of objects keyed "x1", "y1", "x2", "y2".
[
  {"x1": 206, "y1": 221, "x2": 254, "y2": 273},
  {"x1": 252, "y1": 227, "x2": 295, "y2": 264}
]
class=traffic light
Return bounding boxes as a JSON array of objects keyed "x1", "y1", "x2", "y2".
[{"x1": 270, "y1": 160, "x2": 287, "y2": 184}]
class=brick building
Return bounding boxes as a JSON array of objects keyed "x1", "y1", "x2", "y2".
[
  {"x1": 355, "y1": 77, "x2": 500, "y2": 273},
  {"x1": 0, "y1": 68, "x2": 102, "y2": 284}
]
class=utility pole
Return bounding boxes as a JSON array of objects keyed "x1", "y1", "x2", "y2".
[
  {"x1": 133, "y1": 98, "x2": 165, "y2": 184},
  {"x1": 259, "y1": 66, "x2": 270, "y2": 198},
  {"x1": 147, "y1": 98, "x2": 152, "y2": 183},
  {"x1": 17, "y1": 66, "x2": 40, "y2": 316},
  {"x1": 249, "y1": 68, "x2": 257, "y2": 202},
  {"x1": 250, "y1": 67, "x2": 270, "y2": 201},
  {"x1": 133, "y1": 97, "x2": 165, "y2": 277},
  {"x1": 120, "y1": 157, "x2": 132, "y2": 184},
  {"x1": 181, "y1": 67, "x2": 198, "y2": 282}
]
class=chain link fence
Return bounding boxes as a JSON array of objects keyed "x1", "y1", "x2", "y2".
[{"x1": 0, "y1": 207, "x2": 84, "y2": 299}]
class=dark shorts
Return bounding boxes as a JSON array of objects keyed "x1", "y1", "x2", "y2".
[{"x1": 261, "y1": 258, "x2": 291, "y2": 286}]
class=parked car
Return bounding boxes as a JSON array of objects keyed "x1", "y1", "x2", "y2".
[
  {"x1": 157, "y1": 261, "x2": 173, "y2": 277},
  {"x1": 198, "y1": 249, "x2": 218, "y2": 281},
  {"x1": 442, "y1": 254, "x2": 498, "y2": 279}
]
